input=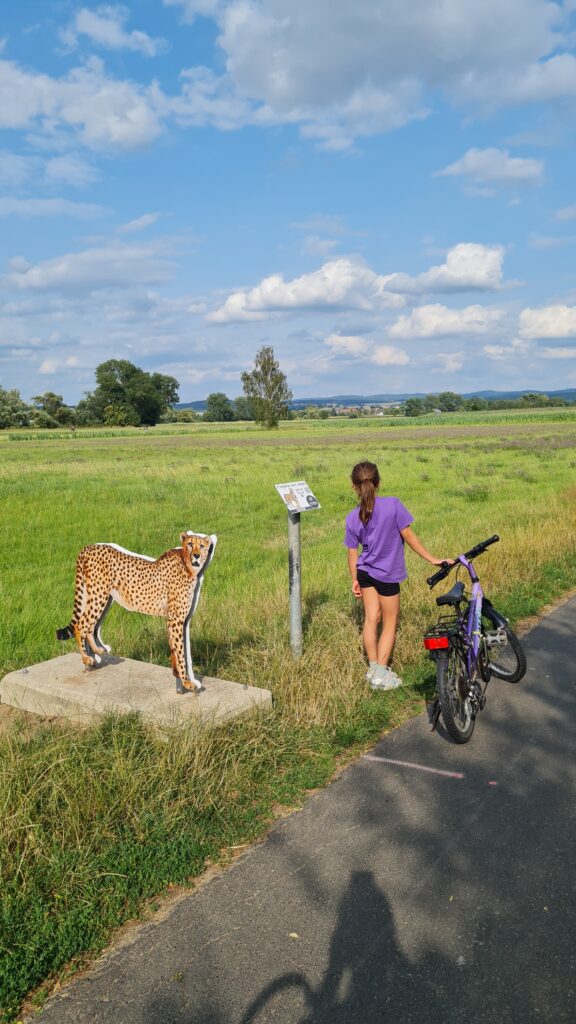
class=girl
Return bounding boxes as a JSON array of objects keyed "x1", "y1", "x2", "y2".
[{"x1": 345, "y1": 461, "x2": 452, "y2": 691}]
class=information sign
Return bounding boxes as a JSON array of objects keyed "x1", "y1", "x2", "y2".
[{"x1": 275, "y1": 480, "x2": 320, "y2": 513}]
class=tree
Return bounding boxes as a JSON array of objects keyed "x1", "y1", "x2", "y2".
[
  {"x1": 75, "y1": 392, "x2": 104, "y2": 426},
  {"x1": 175, "y1": 408, "x2": 200, "y2": 422},
  {"x1": 463, "y1": 396, "x2": 488, "y2": 411},
  {"x1": 31, "y1": 392, "x2": 75, "y2": 426},
  {"x1": 103, "y1": 403, "x2": 140, "y2": 426},
  {"x1": 203, "y1": 392, "x2": 235, "y2": 422},
  {"x1": 82, "y1": 360, "x2": 179, "y2": 426},
  {"x1": 0, "y1": 387, "x2": 31, "y2": 429},
  {"x1": 404, "y1": 398, "x2": 426, "y2": 417},
  {"x1": 241, "y1": 345, "x2": 292, "y2": 429},
  {"x1": 435, "y1": 391, "x2": 464, "y2": 412},
  {"x1": 232, "y1": 395, "x2": 255, "y2": 420}
]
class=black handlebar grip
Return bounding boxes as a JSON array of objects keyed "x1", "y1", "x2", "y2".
[{"x1": 426, "y1": 561, "x2": 452, "y2": 588}]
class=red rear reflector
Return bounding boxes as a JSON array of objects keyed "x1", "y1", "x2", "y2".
[{"x1": 424, "y1": 636, "x2": 450, "y2": 650}]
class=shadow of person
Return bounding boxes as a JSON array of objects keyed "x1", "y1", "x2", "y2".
[
  {"x1": 302, "y1": 868, "x2": 408, "y2": 1024},
  {"x1": 240, "y1": 869, "x2": 443, "y2": 1024}
]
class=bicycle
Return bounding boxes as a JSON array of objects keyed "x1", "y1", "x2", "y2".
[{"x1": 423, "y1": 535, "x2": 527, "y2": 744}]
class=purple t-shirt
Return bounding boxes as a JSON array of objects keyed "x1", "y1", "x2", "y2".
[{"x1": 344, "y1": 496, "x2": 414, "y2": 583}]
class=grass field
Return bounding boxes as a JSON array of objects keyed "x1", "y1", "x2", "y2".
[{"x1": 1, "y1": 410, "x2": 576, "y2": 1020}]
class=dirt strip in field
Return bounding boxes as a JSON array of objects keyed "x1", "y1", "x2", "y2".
[{"x1": 6, "y1": 421, "x2": 576, "y2": 452}]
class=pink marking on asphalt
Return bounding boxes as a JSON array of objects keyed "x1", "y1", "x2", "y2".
[{"x1": 363, "y1": 755, "x2": 465, "y2": 779}]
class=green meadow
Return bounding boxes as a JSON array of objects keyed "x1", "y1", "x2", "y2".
[{"x1": 1, "y1": 410, "x2": 576, "y2": 1020}]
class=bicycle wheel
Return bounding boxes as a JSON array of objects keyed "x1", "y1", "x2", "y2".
[
  {"x1": 436, "y1": 644, "x2": 475, "y2": 744},
  {"x1": 481, "y1": 617, "x2": 527, "y2": 683}
]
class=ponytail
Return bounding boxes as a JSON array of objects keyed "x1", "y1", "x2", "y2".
[{"x1": 351, "y1": 461, "x2": 380, "y2": 525}]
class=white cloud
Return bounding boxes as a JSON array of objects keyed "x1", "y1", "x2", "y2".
[
  {"x1": 371, "y1": 345, "x2": 410, "y2": 366},
  {"x1": 161, "y1": 66, "x2": 255, "y2": 132},
  {"x1": 208, "y1": 244, "x2": 507, "y2": 324},
  {"x1": 389, "y1": 303, "x2": 504, "y2": 339},
  {"x1": 1, "y1": 1, "x2": 575, "y2": 160},
  {"x1": 383, "y1": 243, "x2": 505, "y2": 295},
  {"x1": 0, "y1": 56, "x2": 163, "y2": 150},
  {"x1": 528, "y1": 234, "x2": 576, "y2": 249},
  {"x1": 202, "y1": 0, "x2": 574, "y2": 146},
  {"x1": 519, "y1": 305, "x2": 576, "y2": 338},
  {"x1": 483, "y1": 344, "x2": 508, "y2": 360},
  {"x1": 0, "y1": 197, "x2": 110, "y2": 218},
  {"x1": 118, "y1": 213, "x2": 161, "y2": 234},
  {"x1": 62, "y1": 6, "x2": 167, "y2": 57},
  {"x1": 207, "y1": 257, "x2": 406, "y2": 323},
  {"x1": 483, "y1": 338, "x2": 531, "y2": 359},
  {"x1": 323, "y1": 330, "x2": 409, "y2": 366},
  {"x1": 44, "y1": 154, "x2": 99, "y2": 187},
  {"x1": 0, "y1": 151, "x2": 35, "y2": 186},
  {"x1": 459, "y1": 52, "x2": 576, "y2": 106},
  {"x1": 163, "y1": 0, "x2": 222, "y2": 22},
  {"x1": 0, "y1": 150, "x2": 98, "y2": 189},
  {"x1": 554, "y1": 204, "x2": 576, "y2": 222},
  {"x1": 3, "y1": 241, "x2": 174, "y2": 293},
  {"x1": 539, "y1": 346, "x2": 576, "y2": 358},
  {"x1": 324, "y1": 332, "x2": 370, "y2": 356},
  {"x1": 303, "y1": 235, "x2": 339, "y2": 256},
  {"x1": 39, "y1": 359, "x2": 59, "y2": 375},
  {"x1": 436, "y1": 351, "x2": 465, "y2": 372},
  {"x1": 436, "y1": 147, "x2": 543, "y2": 186}
]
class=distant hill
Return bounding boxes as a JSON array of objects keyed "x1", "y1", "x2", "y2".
[{"x1": 176, "y1": 388, "x2": 576, "y2": 411}]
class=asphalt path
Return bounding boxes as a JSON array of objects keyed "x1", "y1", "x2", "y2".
[{"x1": 30, "y1": 598, "x2": 576, "y2": 1024}]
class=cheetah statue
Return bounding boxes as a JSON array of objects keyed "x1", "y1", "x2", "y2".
[{"x1": 56, "y1": 532, "x2": 217, "y2": 693}]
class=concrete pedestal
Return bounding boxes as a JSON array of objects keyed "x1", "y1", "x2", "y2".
[{"x1": 0, "y1": 654, "x2": 272, "y2": 729}]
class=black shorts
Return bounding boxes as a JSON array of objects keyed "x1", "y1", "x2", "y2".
[{"x1": 357, "y1": 570, "x2": 400, "y2": 596}]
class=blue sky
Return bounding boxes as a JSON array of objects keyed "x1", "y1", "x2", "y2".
[{"x1": 1, "y1": 0, "x2": 576, "y2": 404}]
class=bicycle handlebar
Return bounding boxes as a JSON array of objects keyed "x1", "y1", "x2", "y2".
[{"x1": 426, "y1": 534, "x2": 500, "y2": 588}]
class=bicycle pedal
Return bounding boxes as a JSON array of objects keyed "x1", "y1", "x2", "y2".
[{"x1": 485, "y1": 629, "x2": 507, "y2": 647}]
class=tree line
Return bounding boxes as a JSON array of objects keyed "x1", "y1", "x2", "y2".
[
  {"x1": 0, "y1": 346, "x2": 292, "y2": 430},
  {"x1": 402, "y1": 391, "x2": 573, "y2": 416},
  {"x1": 1, "y1": 348, "x2": 574, "y2": 431}
]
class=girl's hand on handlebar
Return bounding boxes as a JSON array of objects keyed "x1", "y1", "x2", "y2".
[{"x1": 430, "y1": 557, "x2": 455, "y2": 566}]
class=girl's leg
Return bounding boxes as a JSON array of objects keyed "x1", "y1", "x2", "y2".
[
  {"x1": 376, "y1": 593, "x2": 400, "y2": 666},
  {"x1": 361, "y1": 585, "x2": 381, "y2": 662}
]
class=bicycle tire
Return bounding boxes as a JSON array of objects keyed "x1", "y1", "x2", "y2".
[
  {"x1": 436, "y1": 644, "x2": 475, "y2": 744},
  {"x1": 481, "y1": 616, "x2": 527, "y2": 683}
]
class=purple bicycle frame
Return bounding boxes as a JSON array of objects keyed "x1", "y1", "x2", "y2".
[{"x1": 458, "y1": 554, "x2": 483, "y2": 677}]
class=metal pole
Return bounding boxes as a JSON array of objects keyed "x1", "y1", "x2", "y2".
[{"x1": 287, "y1": 511, "x2": 303, "y2": 659}]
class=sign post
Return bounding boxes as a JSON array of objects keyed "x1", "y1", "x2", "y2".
[
  {"x1": 287, "y1": 510, "x2": 302, "y2": 658},
  {"x1": 275, "y1": 481, "x2": 320, "y2": 660}
]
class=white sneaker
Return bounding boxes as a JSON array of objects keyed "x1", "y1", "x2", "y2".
[{"x1": 370, "y1": 666, "x2": 403, "y2": 691}]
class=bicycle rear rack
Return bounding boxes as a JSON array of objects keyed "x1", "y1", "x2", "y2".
[
  {"x1": 423, "y1": 615, "x2": 461, "y2": 652},
  {"x1": 424, "y1": 615, "x2": 460, "y2": 638}
]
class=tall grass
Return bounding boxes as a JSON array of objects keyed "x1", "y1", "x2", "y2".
[{"x1": 1, "y1": 416, "x2": 576, "y2": 1020}]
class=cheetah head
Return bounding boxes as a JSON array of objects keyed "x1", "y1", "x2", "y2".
[{"x1": 181, "y1": 532, "x2": 217, "y2": 572}]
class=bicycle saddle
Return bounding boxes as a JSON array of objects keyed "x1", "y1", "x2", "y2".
[{"x1": 436, "y1": 580, "x2": 466, "y2": 606}]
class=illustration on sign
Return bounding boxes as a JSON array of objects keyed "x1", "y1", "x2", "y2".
[{"x1": 275, "y1": 480, "x2": 320, "y2": 512}]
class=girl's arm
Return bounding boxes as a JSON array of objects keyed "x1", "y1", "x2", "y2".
[
  {"x1": 347, "y1": 548, "x2": 362, "y2": 598},
  {"x1": 400, "y1": 526, "x2": 453, "y2": 566}
]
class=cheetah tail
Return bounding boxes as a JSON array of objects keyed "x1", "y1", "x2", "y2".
[{"x1": 56, "y1": 624, "x2": 75, "y2": 641}]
